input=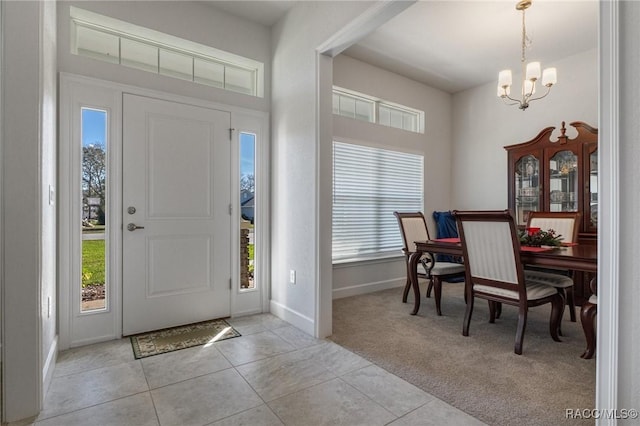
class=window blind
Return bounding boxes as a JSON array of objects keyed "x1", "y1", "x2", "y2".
[{"x1": 333, "y1": 141, "x2": 424, "y2": 261}]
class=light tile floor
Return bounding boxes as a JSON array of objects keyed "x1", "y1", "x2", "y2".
[{"x1": 25, "y1": 314, "x2": 485, "y2": 426}]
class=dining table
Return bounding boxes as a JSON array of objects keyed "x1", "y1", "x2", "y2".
[{"x1": 407, "y1": 237, "x2": 598, "y2": 357}]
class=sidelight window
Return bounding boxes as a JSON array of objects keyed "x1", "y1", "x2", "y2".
[
  {"x1": 81, "y1": 108, "x2": 108, "y2": 312},
  {"x1": 240, "y1": 132, "x2": 256, "y2": 290}
]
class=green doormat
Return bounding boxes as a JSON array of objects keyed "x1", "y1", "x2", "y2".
[{"x1": 130, "y1": 318, "x2": 241, "y2": 359}]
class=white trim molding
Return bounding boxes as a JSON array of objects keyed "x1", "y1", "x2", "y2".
[
  {"x1": 332, "y1": 278, "x2": 404, "y2": 300},
  {"x1": 597, "y1": 0, "x2": 620, "y2": 422},
  {"x1": 59, "y1": 73, "x2": 270, "y2": 348},
  {"x1": 314, "y1": 0, "x2": 417, "y2": 340},
  {"x1": 270, "y1": 299, "x2": 315, "y2": 337}
]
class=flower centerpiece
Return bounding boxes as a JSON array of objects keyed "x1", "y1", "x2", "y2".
[{"x1": 519, "y1": 227, "x2": 563, "y2": 247}]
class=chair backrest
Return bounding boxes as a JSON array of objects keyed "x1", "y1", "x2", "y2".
[
  {"x1": 394, "y1": 212, "x2": 431, "y2": 254},
  {"x1": 453, "y1": 210, "x2": 526, "y2": 300},
  {"x1": 526, "y1": 211, "x2": 581, "y2": 243}
]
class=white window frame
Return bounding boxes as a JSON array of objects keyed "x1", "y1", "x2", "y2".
[
  {"x1": 231, "y1": 113, "x2": 271, "y2": 316},
  {"x1": 69, "y1": 6, "x2": 264, "y2": 98},
  {"x1": 332, "y1": 86, "x2": 424, "y2": 134},
  {"x1": 332, "y1": 88, "x2": 376, "y2": 123},
  {"x1": 332, "y1": 140, "x2": 424, "y2": 263},
  {"x1": 59, "y1": 76, "x2": 122, "y2": 349}
]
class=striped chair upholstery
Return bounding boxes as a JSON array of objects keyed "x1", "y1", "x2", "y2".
[
  {"x1": 454, "y1": 210, "x2": 564, "y2": 355},
  {"x1": 526, "y1": 211, "x2": 581, "y2": 322},
  {"x1": 394, "y1": 212, "x2": 465, "y2": 315}
]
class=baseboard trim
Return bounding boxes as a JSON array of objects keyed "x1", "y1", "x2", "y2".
[
  {"x1": 70, "y1": 334, "x2": 118, "y2": 348},
  {"x1": 230, "y1": 308, "x2": 263, "y2": 318},
  {"x1": 332, "y1": 278, "x2": 405, "y2": 300},
  {"x1": 42, "y1": 336, "x2": 58, "y2": 396},
  {"x1": 269, "y1": 300, "x2": 315, "y2": 336}
]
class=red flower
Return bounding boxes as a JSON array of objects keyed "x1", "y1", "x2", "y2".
[{"x1": 526, "y1": 227, "x2": 541, "y2": 236}]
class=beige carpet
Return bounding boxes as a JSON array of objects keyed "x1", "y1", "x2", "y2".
[{"x1": 330, "y1": 283, "x2": 595, "y2": 426}]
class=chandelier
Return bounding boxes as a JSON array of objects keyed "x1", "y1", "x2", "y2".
[{"x1": 497, "y1": 0, "x2": 557, "y2": 110}]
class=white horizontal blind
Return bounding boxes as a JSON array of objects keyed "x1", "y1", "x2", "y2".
[{"x1": 333, "y1": 141, "x2": 424, "y2": 261}]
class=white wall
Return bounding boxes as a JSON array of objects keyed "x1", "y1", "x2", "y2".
[
  {"x1": 270, "y1": 1, "x2": 373, "y2": 336},
  {"x1": 1, "y1": 0, "x2": 57, "y2": 421},
  {"x1": 332, "y1": 54, "x2": 453, "y2": 297},
  {"x1": 451, "y1": 48, "x2": 598, "y2": 210},
  {"x1": 616, "y1": 0, "x2": 640, "y2": 413},
  {"x1": 57, "y1": 1, "x2": 271, "y2": 111}
]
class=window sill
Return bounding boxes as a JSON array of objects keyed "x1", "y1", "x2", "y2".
[{"x1": 333, "y1": 253, "x2": 404, "y2": 268}]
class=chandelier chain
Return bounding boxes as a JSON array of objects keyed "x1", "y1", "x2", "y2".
[{"x1": 521, "y1": 8, "x2": 526, "y2": 64}]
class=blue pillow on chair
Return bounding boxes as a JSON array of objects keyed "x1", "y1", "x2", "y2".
[{"x1": 432, "y1": 211, "x2": 465, "y2": 282}]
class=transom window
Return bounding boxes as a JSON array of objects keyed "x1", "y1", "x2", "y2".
[
  {"x1": 332, "y1": 87, "x2": 424, "y2": 134},
  {"x1": 70, "y1": 6, "x2": 264, "y2": 97},
  {"x1": 332, "y1": 90, "x2": 375, "y2": 123},
  {"x1": 332, "y1": 141, "x2": 424, "y2": 262}
]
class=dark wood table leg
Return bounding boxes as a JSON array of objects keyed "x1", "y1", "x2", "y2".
[
  {"x1": 408, "y1": 251, "x2": 423, "y2": 315},
  {"x1": 580, "y1": 277, "x2": 597, "y2": 359},
  {"x1": 580, "y1": 301, "x2": 597, "y2": 359}
]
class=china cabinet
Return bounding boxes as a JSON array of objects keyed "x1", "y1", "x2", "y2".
[{"x1": 505, "y1": 121, "x2": 598, "y2": 304}]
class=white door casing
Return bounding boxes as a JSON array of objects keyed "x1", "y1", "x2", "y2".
[
  {"x1": 59, "y1": 74, "x2": 268, "y2": 349},
  {"x1": 122, "y1": 94, "x2": 231, "y2": 335}
]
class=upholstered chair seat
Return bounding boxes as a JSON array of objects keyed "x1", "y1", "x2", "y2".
[
  {"x1": 524, "y1": 270, "x2": 574, "y2": 289},
  {"x1": 394, "y1": 211, "x2": 466, "y2": 316},
  {"x1": 474, "y1": 281, "x2": 558, "y2": 300},
  {"x1": 420, "y1": 262, "x2": 466, "y2": 277}
]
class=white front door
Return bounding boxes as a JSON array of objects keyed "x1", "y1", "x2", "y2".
[{"x1": 122, "y1": 94, "x2": 231, "y2": 335}]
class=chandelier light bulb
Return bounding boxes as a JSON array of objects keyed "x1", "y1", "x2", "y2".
[
  {"x1": 523, "y1": 79, "x2": 536, "y2": 96},
  {"x1": 499, "y1": 70, "x2": 513, "y2": 88},
  {"x1": 542, "y1": 67, "x2": 557, "y2": 86},
  {"x1": 525, "y1": 62, "x2": 541, "y2": 81}
]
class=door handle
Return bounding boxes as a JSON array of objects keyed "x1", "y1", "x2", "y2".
[{"x1": 127, "y1": 223, "x2": 145, "y2": 232}]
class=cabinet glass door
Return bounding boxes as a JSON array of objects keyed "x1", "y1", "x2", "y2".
[
  {"x1": 549, "y1": 150, "x2": 579, "y2": 212},
  {"x1": 515, "y1": 154, "x2": 540, "y2": 225},
  {"x1": 589, "y1": 149, "x2": 598, "y2": 229}
]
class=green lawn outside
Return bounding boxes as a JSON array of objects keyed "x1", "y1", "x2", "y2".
[{"x1": 82, "y1": 239, "x2": 105, "y2": 286}]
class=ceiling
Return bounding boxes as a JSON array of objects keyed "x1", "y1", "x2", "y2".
[
  {"x1": 204, "y1": 0, "x2": 297, "y2": 26},
  {"x1": 206, "y1": 0, "x2": 599, "y2": 94}
]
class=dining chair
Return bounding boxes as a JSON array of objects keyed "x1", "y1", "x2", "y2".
[
  {"x1": 453, "y1": 210, "x2": 565, "y2": 355},
  {"x1": 394, "y1": 211, "x2": 465, "y2": 316},
  {"x1": 526, "y1": 211, "x2": 581, "y2": 322}
]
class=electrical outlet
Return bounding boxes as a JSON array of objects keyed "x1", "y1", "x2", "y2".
[{"x1": 289, "y1": 269, "x2": 296, "y2": 284}]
